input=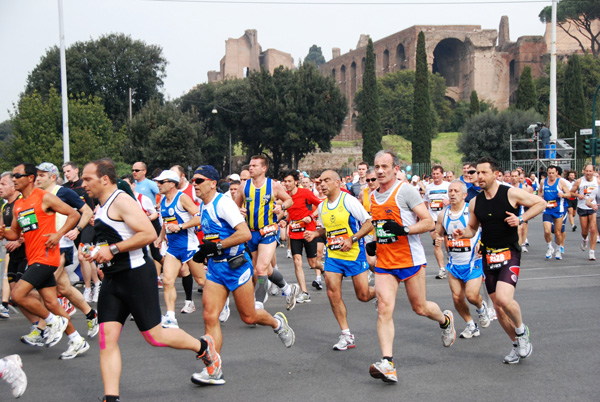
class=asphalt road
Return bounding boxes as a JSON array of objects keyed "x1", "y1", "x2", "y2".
[{"x1": 1, "y1": 217, "x2": 599, "y2": 402}]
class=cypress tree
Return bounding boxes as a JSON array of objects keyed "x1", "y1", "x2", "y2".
[
  {"x1": 412, "y1": 31, "x2": 432, "y2": 164},
  {"x1": 470, "y1": 90, "x2": 480, "y2": 117},
  {"x1": 516, "y1": 66, "x2": 537, "y2": 111},
  {"x1": 562, "y1": 54, "x2": 587, "y2": 158},
  {"x1": 359, "y1": 38, "x2": 382, "y2": 165}
]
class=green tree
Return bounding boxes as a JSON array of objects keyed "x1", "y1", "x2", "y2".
[
  {"x1": 539, "y1": 0, "x2": 600, "y2": 58},
  {"x1": 357, "y1": 38, "x2": 382, "y2": 165},
  {"x1": 305, "y1": 45, "x2": 326, "y2": 67},
  {"x1": 25, "y1": 33, "x2": 167, "y2": 125},
  {"x1": 562, "y1": 55, "x2": 588, "y2": 158},
  {"x1": 4, "y1": 88, "x2": 125, "y2": 171},
  {"x1": 458, "y1": 109, "x2": 544, "y2": 162},
  {"x1": 470, "y1": 90, "x2": 480, "y2": 117},
  {"x1": 412, "y1": 31, "x2": 432, "y2": 164},
  {"x1": 516, "y1": 66, "x2": 537, "y2": 111}
]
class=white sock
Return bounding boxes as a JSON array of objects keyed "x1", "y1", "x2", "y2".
[
  {"x1": 341, "y1": 328, "x2": 351, "y2": 336},
  {"x1": 316, "y1": 275, "x2": 322, "y2": 282},
  {"x1": 466, "y1": 320, "x2": 474, "y2": 327},
  {"x1": 166, "y1": 311, "x2": 175, "y2": 318},
  {"x1": 515, "y1": 324, "x2": 525, "y2": 335},
  {"x1": 68, "y1": 331, "x2": 81, "y2": 342},
  {"x1": 45, "y1": 313, "x2": 57, "y2": 325},
  {"x1": 547, "y1": 242, "x2": 552, "y2": 248},
  {"x1": 281, "y1": 284, "x2": 291, "y2": 296}
]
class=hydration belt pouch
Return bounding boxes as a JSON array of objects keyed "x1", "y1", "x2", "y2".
[{"x1": 228, "y1": 253, "x2": 248, "y2": 269}]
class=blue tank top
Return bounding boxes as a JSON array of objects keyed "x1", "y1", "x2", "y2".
[
  {"x1": 161, "y1": 191, "x2": 198, "y2": 251},
  {"x1": 543, "y1": 178, "x2": 564, "y2": 213},
  {"x1": 199, "y1": 193, "x2": 245, "y2": 260}
]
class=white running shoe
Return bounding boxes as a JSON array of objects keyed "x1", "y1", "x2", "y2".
[
  {"x1": 555, "y1": 248, "x2": 562, "y2": 260},
  {"x1": 580, "y1": 239, "x2": 588, "y2": 251},
  {"x1": 92, "y1": 282, "x2": 101, "y2": 303},
  {"x1": 545, "y1": 246, "x2": 554, "y2": 259},
  {"x1": 269, "y1": 281, "x2": 279, "y2": 296},
  {"x1": 0, "y1": 355, "x2": 27, "y2": 398},
  {"x1": 274, "y1": 312, "x2": 295, "y2": 347},
  {"x1": 521, "y1": 245, "x2": 528, "y2": 253},
  {"x1": 459, "y1": 323, "x2": 480, "y2": 339},
  {"x1": 478, "y1": 301, "x2": 491, "y2": 328},
  {"x1": 191, "y1": 367, "x2": 225, "y2": 386},
  {"x1": 369, "y1": 359, "x2": 397, "y2": 383},
  {"x1": 333, "y1": 333, "x2": 355, "y2": 351},
  {"x1": 21, "y1": 326, "x2": 44, "y2": 347},
  {"x1": 181, "y1": 300, "x2": 196, "y2": 314},
  {"x1": 488, "y1": 308, "x2": 498, "y2": 321},
  {"x1": 435, "y1": 267, "x2": 447, "y2": 279},
  {"x1": 295, "y1": 292, "x2": 311, "y2": 304},
  {"x1": 503, "y1": 344, "x2": 520, "y2": 364},
  {"x1": 441, "y1": 310, "x2": 456, "y2": 347},
  {"x1": 161, "y1": 315, "x2": 179, "y2": 329},
  {"x1": 60, "y1": 337, "x2": 90, "y2": 360},
  {"x1": 44, "y1": 317, "x2": 68, "y2": 347},
  {"x1": 219, "y1": 297, "x2": 230, "y2": 323},
  {"x1": 83, "y1": 287, "x2": 92, "y2": 303},
  {"x1": 87, "y1": 315, "x2": 99, "y2": 338},
  {"x1": 285, "y1": 284, "x2": 301, "y2": 311},
  {"x1": 589, "y1": 250, "x2": 596, "y2": 261},
  {"x1": 516, "y1": 325, "x2": 532, "y2": 359},
  {"x1": 286, "y1": 250, "x2": 292, "y2": 259}
]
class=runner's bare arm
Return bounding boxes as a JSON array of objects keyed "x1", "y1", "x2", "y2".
[
  {"x1": 42, "y1": 192, "x2": 80, "y2": 248},
  {"x1": 410, "y1": 202, "x2": 435, "y2": 234},
  {"x1": 110, "y1": 193, "x2": 157, "y2": 251},
  {"x1": 454, "y1": 198, "x2": 480, "y2": 239},
  {"x1": 508, "y1": 187, "x2": 546, "y2": 222},
  {"x1": 273, "y1": 181, "x2": 292, "y2": 214}
]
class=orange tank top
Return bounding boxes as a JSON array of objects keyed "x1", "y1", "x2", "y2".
[{"x1": 14, "y1": 188, "x2": 60, "y2": 266}]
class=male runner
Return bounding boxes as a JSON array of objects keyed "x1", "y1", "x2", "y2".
[
  {"x1": 453, "y1": 157, "x2": 545, "y2": 364},
  {"x1": 570, "y1": 164, "x2": 598, "y2": 260},
  {"x1": 0, "y1": 163, "x2": 80, "y2": 352},
  {"x1": 153, "y1": 170, "x2": 202, "y2": 328},
  {"x1": 81, "y1": 159, "x2": 208, "y2": 402},
  {"x1": 351, "y1": 162, "x2": 369, "y2": 198},
  {"x1": 540, "y1": 166, "x2": 571, "y2": 260},
  {"x1": 281, "y1": 170, "x2": 323, "y2": 299},
  {"x1": 433, "y1": 180, "x2": 490, "y2": 339},
  {"x1": 367, "y1": 151, "x2": 456, "y2": 383},
  {"x1": 190, "y1": 165, "x2": 295, "y2": 385},
  {"x1": 234, "y1": 156, "x2": 299, "y2": 310},
  {"x1": 564, "y1": 170, "x2": 578, "y2": 231},
  {"x1": 305, "y1": 170, "x2": 375, "y2": 351},
  {"x1": 132, "y1": 161, "x2": 159, "y2": 201},
  {"x1": 423, "y1": 165, "x2": 450, "y2": 279}
]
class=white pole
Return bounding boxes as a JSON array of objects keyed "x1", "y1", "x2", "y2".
[
  {"x1": 58, "y1": 0, "x2": 70, "y2": 163},
  {"x1": 549, "y1": 0, "x2": 558, "y2": 141}
]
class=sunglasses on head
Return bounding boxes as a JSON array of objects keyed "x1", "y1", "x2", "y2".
[
  {"x1": 366, "y1": 178, "x2": 378, "y2": 183},
  {"x1": 467, "y1": 170, "x2": 477, "y2": 175},
  {"x1": 13, "y1": 173, "x2": 33, "y2": 179},
  {"x1": 193, "y1": 178, "x2": 207, "y2": 185}
]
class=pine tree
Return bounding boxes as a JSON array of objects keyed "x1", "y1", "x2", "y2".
[
  {"x1": 412, "y1": 31, "x2": 432, "y2": 164},
  {"x1": 358, "y1": 38, "x2": 382, "y2": 165},
  {"x1": 516, "y1": 66, "x2": 537, "y2": 111},
  {"x1": 470, "y1": 90, "x2": 480, "y2": 117}
]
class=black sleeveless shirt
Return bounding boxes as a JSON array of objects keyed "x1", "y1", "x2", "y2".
[{"x1": 474, "y1": 184, "x2": 519, "y2": 248}]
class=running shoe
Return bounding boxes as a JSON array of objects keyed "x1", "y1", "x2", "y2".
[
  {"x1": 435, "y1": 267, "x2": 447, "y2": 279},
  {"x1": 524, "y1": 239, "x2": 530, "y2": 246},
  {"x1": 92, "y1": 282, "x2": 101, "y2": 303},
  {"x1": 157, "y1": 277, "x2": 164, "y2": 289},
  {"x1": 296, "y1": 292, "x2": 311, "y2": 304},
  {"x1": 286, "y1": 250, "x2": 292, "y2": 259},
  {"x1": 572, "y1": 224, "x2": 577, "y2": 232},
  {"x1": 555, "y1": 248, "x2": 562, "y2": 260},
  {"x1": 285, "y1": 284, "x2": 301, "y2": 311},
  {"x1": 181, "y1": 300, "x2": 196, "y2": 314},
  {"x1": 516, "y1": 325, "x2": 532, "y2": 359},
  {"x1": 561, "y1": 245, "x2": 565, "y2": 254},
  {"x1": 545, "y1": 246, "x2": 554, "y2": 259},
  {"x1": 312, "y1": 280, "x2": 323, "y2": 291},
  {"x1": 589, "y1": 250, "x2": 596, "y2": 261},
  {"x1": 333, "y1": 333, "x2": 355, "y2": 351},
  {"x1": 274, "y1": 312, "x2": 295, "y2": 348},
  {"x1": 521, "y1": 245, "x2": 528, "y2": 253},
  {"x1": 503, "y1": 344, "x2": 520, "y2": 364},
  {"x1": 369, "y1": 359, "x2": 397, "y2": 383},
  {"x1": 478, "y1": 301, "x2": 490, "y2": 328},
  {"x1": 192, "y1": 334, "x2": 225, "y2": 385},
  {"x1": 83, "y1": 287, "x2": 92, "y2": 303},
  {"x1": 367, "y1": 270, "x2": 375, "y2": 285},
  {"x1": 219, "y1": 297, "x2": 230, "y2": 323},
  {"x1": 459, "y1": 323, "x2": 480, "y2": 339},
  {"x1": 441, "y1": 310, "x2": 456, "y2": 347},
  {"x1": 59, "y1": 297, "x2": 76, "y2": 316},
  {"x1": 580, "y1": 239, "x2": 588, "y2": 251},
  {"x1": 21, "y1": 326, "x2": 44, "y2": 347},
  {"x1": 87, "y1": 315, "x2": 99, "y2": 338},
  {"x1": 60, "y1": 337, "x2": 90, "y2": 360},
  {"x1": 44, "y1": 316, "x2": 68, "y2": 347},
  {"x1": 488, "y1": 308, "x2": 498, "y2": 321},
  {"x1": 269, "y1": 281, "x2": 279, "y2": 296},
  {"x1": 0, "y1": 354, "x2": 27, "y2": 398},
  {"x1": 161, "y1": 315, "x2": 179, "y2": 329},
  {"x1": 0, "y1": 305, "x2": 10, "y2": 319}
]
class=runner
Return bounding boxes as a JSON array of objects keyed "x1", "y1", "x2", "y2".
[
  {"x1": 367, "y1": 151, "x2": 456, "y2": 383},
  {"x1": 540, "y1": 165, "x2": 571, "y2": 260},
  {"x1": 423, "y1": 165, "x2": 450, "y2": 279},
  {"x1": 570, "y1": 164, "x2": 598, "y2": 260},
  {"x1": 433, "y1": 180, "x2": 490, "y2": 339},
  {"x1": 564, "y1": 170, "x2": 578, "y2": 231},
  {"x1": 304, "y1": 170, "x2": 375, "y2": 351},
  {"x1": 452, "y1": 157, "x2": 545, "y2": 364},
  {"x1": 190, "y1": 165, "x2": 295, "y2": 385}
]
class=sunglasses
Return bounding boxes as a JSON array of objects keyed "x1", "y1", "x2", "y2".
[
  {"x1": 156, "y1": 180, "x2": 174, "y2": 185},
  {"x1": 366, "y1": 178, "x2": 378, "y2": 183},
  {"x1": 132, "y1": 169, "x2": 142, "y2": 172},
  {"x1": 13, "y1": 173, "x2": 33, "y2": 179},
  {"x1": 467, "y1": 170, "x2": 477, "y2": 175},
  {"x1": 193, "y1": 178, "x2": 207, "y2": 185}
]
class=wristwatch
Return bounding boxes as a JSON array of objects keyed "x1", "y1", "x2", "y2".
[
  {"x1": 351, "y1": 236, "x2": 358, "y2": 243},
  {"x1": 109, "y1": 244, "x2": 120, "y2": 256},
  {"x1": 178, "y1": 223, "x2": 183, "y2": 231},
  {"x1": 518, "y1": 217, "x2": 524, "y2": 225},
  {"x1": 216, "y1": 242, "x2": 223, "y2": 252},
  {"x1": 76, "y1": 225, "x2": 83, "y2": 232},
  {"x1": 403, "y1": 226, "x2": 410, "y2": 235}
]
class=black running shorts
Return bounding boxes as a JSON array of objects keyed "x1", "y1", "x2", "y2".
[{"x1": 21, "y1": 263, "x2": 58, "y2": 289}]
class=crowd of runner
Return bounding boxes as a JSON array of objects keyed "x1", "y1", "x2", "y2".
[{"x1": 0, "y1": 154, "x2": 598, "y2": 399}]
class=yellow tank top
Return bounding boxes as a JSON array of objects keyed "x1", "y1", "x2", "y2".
[
  {"x1": 243, "y1": 178, "x2": 277, "y2": 230},
  {"x1": 321, "y1": 192, "x2": 361, "y2": 261}
]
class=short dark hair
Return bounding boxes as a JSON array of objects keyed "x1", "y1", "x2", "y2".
[
  {"x1": 62, "y1": 161, "x2": 78, "y2": 170},
  {"x1": 86, "y1": 159, "x2": 117, "y2": 184},
  {"x1": 357, "y1": 161, "x2": 369, "y2": 168},
  {"x1": 477, "y1": 156, "x2": 499, "y2": 172},
  {"x1": 432, "y1": 164, "x2": 444, "y2": 174},
  {"x1": 16, "y1": 163, "x2": 37, "y2": 177},
  {"x1": 282, "y1": 170, "x2": 299, "y2": 182},
  {"x1": 121, "y1": 174, "x2": 134, "y2": 183},
  {"x1": 251, "y1": 155, "x2": 269, "y2": 169}
]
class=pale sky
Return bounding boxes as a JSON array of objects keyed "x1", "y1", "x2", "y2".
[{"x1": 0, "y1": 0, "x2": 552, "y2": 122}]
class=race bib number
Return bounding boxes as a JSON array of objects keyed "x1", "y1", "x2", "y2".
[
  {"x1": 546, "y1": 200, "x2": 557, "y2": 209},
  {"x1": 95, "y1": 242, "x2": 114, "y2": 270},
  {"x1": 17, "y1": 208, "x2": 39, "y2": 233},
  {"x1": 326, "y1": 228, "x2": 349, "y2": 250},
  {"x1": 429, "y1": 200, "x2": 444, "y2": 211},
  {"x1": 485, "y1": 248, "x2": 511, "y2": 269},
  {"x1": 448, "y1": 238, "x2": 471, "y2": 253},
  {"x1": 259, "y1": 223, "x2": 279, "y2": 237},
  {"x1": 584, "y1": 186, "x2": 596, "y2": 196},
  {"x1": 374, "y1": 219, "x2": 398, "y2": 244},
  {"x1": 203, "y1": 233, "x2": 221, "y2": 243},
  {"x1": 164, "y1": 216, "x2": 177, "y2": 233},
  {"x1": 290, "y1": 220, "x2": 306, "y2": 233}
]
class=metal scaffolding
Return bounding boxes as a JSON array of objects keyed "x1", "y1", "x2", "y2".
[{"x1": 510, "y1": 134, "x2": 577, "y2": 175}]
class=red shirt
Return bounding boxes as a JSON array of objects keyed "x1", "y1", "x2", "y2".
[{"x1": 286, "y1": 188, "x2": 322, "y2": 239}]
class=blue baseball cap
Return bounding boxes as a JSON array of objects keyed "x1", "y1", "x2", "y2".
[{"x1": 194, "y1": 165, "x2": 220, "y2": 182}]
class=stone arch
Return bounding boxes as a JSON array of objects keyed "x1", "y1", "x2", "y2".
[
  {"x1": 383, "y1": 49, "x2": 390, "y2": 74},
  {"x1": 432, "y1": 38, "x2": 468, "y2": 88},
  {"x1": 395, "y1": 44, "x2": 406, "y2": 70},
  {"x1": 350, "y1": 62, "x2": 357, "y2": 97},
  {"x1": 332, "y1": 68, "x2": 336, "y2": 80},
  {"x1": 340, "y1": 64, "x2": 347, "y2": 95}
]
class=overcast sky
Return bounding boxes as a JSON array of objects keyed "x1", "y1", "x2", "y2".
[{"x1": 0, "y1": 0, "x2": 552, "y2": 122}]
